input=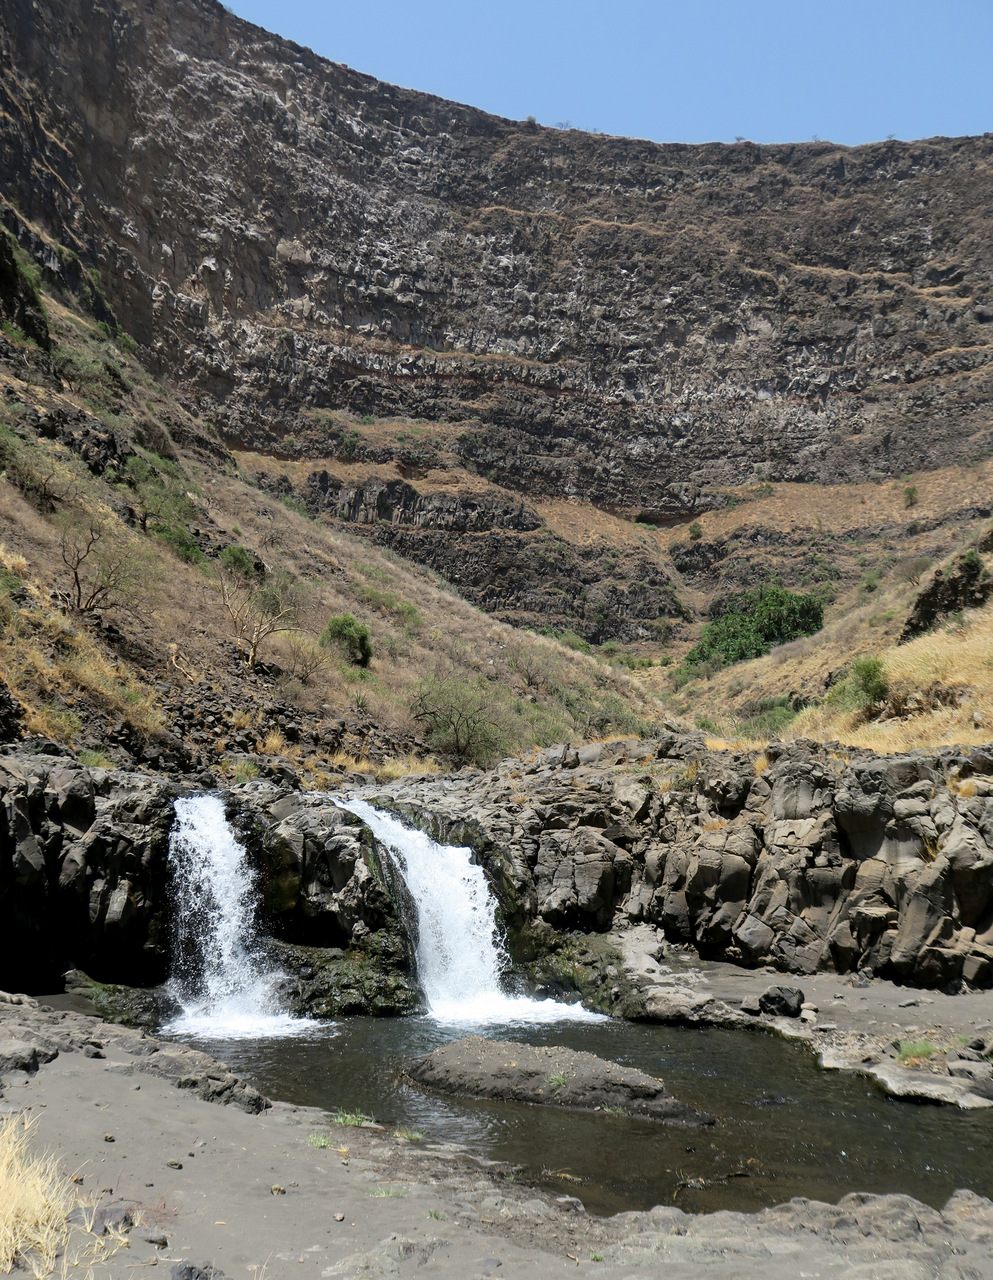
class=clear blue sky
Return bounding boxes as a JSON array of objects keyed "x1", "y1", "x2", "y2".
[{"x1": 223, "y1": 1, "x2": 992, "y2": 146}]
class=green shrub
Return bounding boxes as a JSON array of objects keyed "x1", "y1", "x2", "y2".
[
  {"x1": 903, "y1": 484, "x2": 918, "y2": 509},
  {"x1": 218, "y1": 543, "x2": 256, "y2": 578},
  {"x1": 684, "y1": 585, "x2": 824, "y2": 669},
  {"x1": 688, "y1": 520, "x2": 703, "y2": 541},
  {"x1": 320, "y1": 613, "x2": 373, "y2": 667},
  {"x1": 411, "y1": 674, "x2": 507, "y2": 766},
  {"x1": 155, "y1": 526, "x2": 205, "y2": 565},
  {"x1": 538, "y1": 627, "x2": 590, "y2": 654},
  {"x1": 851, "y1": 656, "x2": 888, "y2": 707}
]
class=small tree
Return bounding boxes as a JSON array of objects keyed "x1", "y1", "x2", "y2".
[
  {"x1": 903, "y1": 484, "x2": 918, "y2": 509},
  {"x1": 688, "y1": 520, "x2": 703, "y2": 541},
  {"x1": 851, "y1": 656, "x2": 889, "y2": 709},
  {"x1": 213, "y1": 564, "x2": 300, "y2": 667},
  {"x1": 411, "y1": 674, "x2": 506, "y2": 766},
  {"x1": 57, "y1": 517, "x2": 148, "y2": 613},
  {"x1": 319, "y1": 613, "x2": 373, "y2": 667}
]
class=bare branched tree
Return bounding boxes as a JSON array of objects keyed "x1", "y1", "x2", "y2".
[
  {"x1": 212, "y1": 564, "x2": 301, "y2": 667},
  {"x1": 58, "y1": 518, "x2": 146, "y2": 613}
]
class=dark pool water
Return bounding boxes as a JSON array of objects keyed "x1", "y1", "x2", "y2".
[{"x1": 166, "y1": 1015, "x2": 993, "y2": 1217}]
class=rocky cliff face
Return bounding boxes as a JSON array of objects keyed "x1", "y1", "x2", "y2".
[
  {"x1": 2, "y1": 0, "x2": 992, "y2": 529},
  {"x1": 0, "y1": 751, "x2": 418, "y2": 1011},
  {"x1": 370, "y1": 734, "x2": 993, "y2": 996}
]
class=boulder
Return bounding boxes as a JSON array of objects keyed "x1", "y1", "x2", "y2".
[
  {"x1": 408, "y1": 1036, "x2": 712, "y2": 1125},
  {"x1": 757, "y1": 985, "x2": 804, "y2": 1018}
]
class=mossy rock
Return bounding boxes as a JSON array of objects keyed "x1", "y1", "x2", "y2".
[
  {"x1": 520, "y1": 930, "x2": 643, "y2": 1017},
  {"x1": 64, "y1": 970, "x2": 177, "y2": 1030},
  {"x1": 271, "y1": 935, "x2": 423, "y2": 1018}
]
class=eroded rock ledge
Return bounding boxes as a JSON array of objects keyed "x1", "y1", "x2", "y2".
[{"x1": 362, "y1": 732, "x2": 993, "y2": 992}]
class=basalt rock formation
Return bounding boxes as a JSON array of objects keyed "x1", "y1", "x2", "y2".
[
  {"x1": 1, "y1": 0, "x2": 993, "y2": 640},
  {"x1": 368, "y1": 733, "x2": 993, "y2": 997},
  {"x1": 0, "y1": 751, "x2": 417, "y2": 1009}
]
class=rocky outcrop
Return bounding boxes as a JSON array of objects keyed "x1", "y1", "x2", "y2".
[
  {"x1": 301, "y1": 474, "x2": 543, "y2": 534},
  {"x1": 901, "y1": 550, "x2": 993, "y2": 640},
  {"x1": 408, "y1": 1035, "x2": 712, "y2": 1124},
  {"x1": 0, "y1": 677, "x2": 24, "y2": 743},
  {"x1": 365, "y1": 733, "x2": 993, "y2": 993},
  {"x1": 0, "y1": 752, "x2": 180, "y2": 990},
  {"x1": 0, "y1": 227, "x2": 49, "y2": 350},
  {"x1": 376, "y1": 527, "x2": 685, "y2": 642},
  {"x1": 0, "y1": 754, "x2": 419, "y2": 1009}
]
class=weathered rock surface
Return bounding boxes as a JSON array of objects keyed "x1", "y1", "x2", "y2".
[
  {"x1": 0, "y1": 751, "x2": 180, "y2": 989},
  {"x1": 2, "y1": 0, "x2": 993, "y2": 641},
  {"x1": 408, "y1": 1035, "x2": 711, "y2": 1125},
  {"x1": 902, "y1": 550, "x2": 993, "y2": 641},
  {"x1": 0, "y1": 992, "x2": 268, "y2": 1111},
  {"x1": 0, "y1": 752, "x2": 418, "y2": 1010},
  {"x1": 363, "y1": 731, "x2": 993, "y2": 993}
]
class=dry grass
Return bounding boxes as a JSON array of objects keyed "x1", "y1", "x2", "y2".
[
  {"x1": 789, "y1": 600, "x2": 993, "y2": 751},
  {"x1": 0, "y1": 587, "x2": 164, "y2": 743},
  {"x1": 373, "y1": 753, "x2": 441, "y2": 781},
  {"x1": 0, "y1": 1115, "x2": 74, "y2": 1277}
]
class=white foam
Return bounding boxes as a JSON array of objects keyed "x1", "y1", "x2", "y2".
[{"x1": 164, "y1": 794, "x2": 317, "y2": 1040}]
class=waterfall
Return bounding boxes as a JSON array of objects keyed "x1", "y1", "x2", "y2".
[
  {"x1": 163, "y1": 794, "x2": 315, "y2": 1040},
  {"x1": 341, "y1": 800, "x2": 602, "y2": 1025}
]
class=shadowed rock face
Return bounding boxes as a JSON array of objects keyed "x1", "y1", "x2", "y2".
[
  {"x1": 0, "y1": 755, "x2": 418, "y2": 1007},
  {"x1": 1, "y1": 0, "x2": 992, "y2": 519},
  {"x1": 408, "y1": 1035, "x2": 712, "y2": 1125}
]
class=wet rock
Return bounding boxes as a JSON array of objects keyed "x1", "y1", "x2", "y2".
[{"x1": 408, "y1": 1036, "x2": 712, "y2": 1125}]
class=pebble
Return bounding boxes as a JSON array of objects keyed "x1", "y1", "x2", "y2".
[{"x1": 167, "y1": 1159, "x2": 183, "y2": 1169}]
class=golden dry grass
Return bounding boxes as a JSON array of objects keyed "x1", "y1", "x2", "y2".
[
  {"x1": 790, "y1": 600, "x2": 993, "y2": 751},
  {"x1": 0, "y1": 1115, "x2": 74, "y2": 1277}
]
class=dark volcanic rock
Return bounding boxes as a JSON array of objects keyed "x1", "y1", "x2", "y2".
[
  {"x1": 0, "y1": 677, "x2": 24, "y2": 743},
  {"x1": 365, "y1": 734, "x2": 993, "y2": 993},
  {"x1": 758, "y1": 985, "x2": 804, "y2": 1018},
  {"x1": 901, "y1": 551, "x2": 993, "y2": 641},
  {"x1": 408, "y1": 1035, "x2": 712, "y2": 1125},
  {"x1": 2, "y1": 0, "x2": 993, "y2": 641}
]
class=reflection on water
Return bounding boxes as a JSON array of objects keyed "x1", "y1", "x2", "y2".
[{"x1": 166, "y1": 1014, "x2": 993, "y2": 1216}]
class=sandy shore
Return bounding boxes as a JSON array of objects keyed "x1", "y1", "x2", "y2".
[{"x1": 3, "y1": 994, "x2": 993, "y2": 1279}]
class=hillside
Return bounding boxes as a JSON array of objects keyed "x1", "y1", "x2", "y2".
[{"x1": 0, "y1": 0, "x2": 991, "y2": 762}]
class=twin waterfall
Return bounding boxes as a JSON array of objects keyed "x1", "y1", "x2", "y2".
[{"x1": 166, "y1": 793, "x2": 597, "y2": 1037}]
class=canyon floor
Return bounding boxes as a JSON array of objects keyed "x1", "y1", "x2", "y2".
[{"x1": 3, "y1": 984, "x2": 993, "y2": 1280}]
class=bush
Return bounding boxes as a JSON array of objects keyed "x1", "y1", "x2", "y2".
[
  {"x1": 411, "y1": 674, "x2": 507, "y2": 766},
  {"x1": 684, "y1": 585, "x2": 824, "y2": 669},
  {"x1": 155, "y1": 526, "x2": 205, "y2": 565},
  {"x1": 688, "y1": 520, "x2": 703, "y2": 541},
  {"x1": 849, "y1": 660, "x2": 890, "y2": 711},
  {"x1": 903, "y1": 484, "x2": 918, "y2": 509},
  {"x1": 218, "y1": 543, "x2": 256, "y2": 578},
  {"x1": 320, "y1": 613, "x2": 373, "y2": 667}
]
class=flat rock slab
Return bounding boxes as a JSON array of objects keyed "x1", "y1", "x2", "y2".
[{"x1": 408, "y1": 1035, "x2": 712, "y2": 1125}]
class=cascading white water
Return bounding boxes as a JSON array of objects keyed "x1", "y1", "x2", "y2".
[
  {"x1": 341, "y1": 799, "x2": 602, "y2": 1025},
  {"x1": 164, "y1": 794, "x2": 315, "y2": 1040}
]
